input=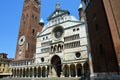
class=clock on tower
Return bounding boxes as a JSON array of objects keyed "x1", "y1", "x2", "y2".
[{"x1": 15, "y1": 0, "x2": 43, "y2": 60}]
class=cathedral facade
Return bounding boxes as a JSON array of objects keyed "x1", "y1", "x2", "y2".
[
  {"x1": 35, "y1": 3, "x2": 88, "y2": 77},
  {"x1": 8, "y1": 0, "x2": 120, "y2": 79},
  {"x1": 10, "y1": 0, "x2": 89, "y2": 78}
]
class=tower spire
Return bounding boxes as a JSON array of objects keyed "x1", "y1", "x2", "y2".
[
  {"x1": 56, "y1": 1, "x2": 60, "y2": 9},
  {"x1": 78, "y1": 3, "x2": 84, "y2": 22}
]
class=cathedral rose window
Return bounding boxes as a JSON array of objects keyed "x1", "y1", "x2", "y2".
[{"x1": 53, "y1": 26, "x2": 64, "y2": 39}]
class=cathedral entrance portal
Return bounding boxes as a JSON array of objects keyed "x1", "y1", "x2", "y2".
[{"x1": 51, "y1": 55, "x2": 62, "y2": 77}]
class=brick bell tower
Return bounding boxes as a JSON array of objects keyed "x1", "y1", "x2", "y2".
[{"x1": 15, "y1": 0, "x2": 43, "y2": 60}]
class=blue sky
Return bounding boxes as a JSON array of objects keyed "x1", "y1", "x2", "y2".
[{"x1": 0, "y1": 0, "x2": 81, "y2": 58}]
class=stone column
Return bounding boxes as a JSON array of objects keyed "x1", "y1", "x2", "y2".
[
  {"x1": 19, "y1": 68, "x2": 21, "y2": 77},
  {"x1": 61, "y1": 64, "x2": 64, "y2": 77},
  {"x1": 22, "y1": 68, "x2": 23, "y2": 78},
  {"x1": 10, "y1": 68, "x2": 12, "y2": 77},
  {"x1": 14, "y1": 68, "x2": 16, "y2": 78},
  {"x1": 75, "y1": 63, "x2": 78, "y2": 77},
  {"x1": 32, "y1": 67, "x2": 34, "y2": 78},
  {"x1": 13, "y1": 68, "x2": 15, "y2": 77},
  {"x1": 13, "y1": 68, "x2": 16, "y2": 77},
  {"x1": 88, "y1": 51, "x2": 94, "y2": 76},
  {"x1": 36, "y1": 66, "x2": 38, "y2": 78},
  {"x1": 16, "y1": 68, "x2": 18, "y2": 78},
  {"x1": 15, "y1": 68, "x2": 16, "y2": 77},
  {"x1": 41, "y1": 66, "x2": 42, "y2": 78},
  {"x1": 48, "y1": 65, "x2": 51, "y2": 77},
  {"x1": 68, "y1": 64, "x2": 71, "y2": 77},
  {"x1": 15, "y1": 68, "x2": 17, "y2": 78},
  {"x1": 28, "y1": 67, "x2": 30, "y2": 78},
  {"x1": 19, "y1": 68, "x2": 20, "y2": 77},
  {"x1": 45, "y1": 66, "x2": 47, "y2": 77},
  {"x1": 30, "y1": 67, "x2": 32, "y2": 77},
  {"x1": 11, "y1": 68, "x2": 13, "y2": 77},
  {"x1": 81, "y1": 63, "x2": 84, "y2": 75},
  {"x1": 86, "y1": 45, "x2": 94, "y2": 77},
  {"x1": 14, "y1": 68, "x2": 16, "y2": 77},
  {"x1": 25, "y1": 68, "x2": 27, "y2": 78},
  {"x1": 16, "y1": 68, "x2": 17, "y2": 77}
]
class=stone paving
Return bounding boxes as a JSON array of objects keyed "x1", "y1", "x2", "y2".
[
  {"x1": 1, "y1": 76, "x2": 120, "y2": 80},
  {"x1": 1, "y1": 77, "x2": 81, "y2": 80}
]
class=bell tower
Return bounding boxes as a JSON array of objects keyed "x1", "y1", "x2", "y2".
[{"x1": 15, "y1": 0, "x2": 43, "y2": 60}]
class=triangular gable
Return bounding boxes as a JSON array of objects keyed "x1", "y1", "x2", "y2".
[{"x1": 47, "y1": 9, "x2": 70, "y2": 21}]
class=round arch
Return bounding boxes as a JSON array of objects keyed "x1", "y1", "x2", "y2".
[
  {"x1": 51, "y1": 55, "x2": 62, "y2": 77},
  {"x1": 42, "y1": 66, "x2": 46, "y2": 77},
  {"x1": 63, "y1": 65, "x2": 69, "y2": 77},
  {"x1": 83, "y1": 62, "x2": 89, "y2": 74},
  {"x1": 34, "y1": 67, "x2": 37, "y2": 77},
  {"x1": 70, "y1": 64, "x2": 76, "y2": 77},
  {"x1": 76, "y1": 63, "x2": 82, "y2": 77},
  {"x1": 20, "y1": 68, "x2": 22, "y2": 77},
  {"x1": 38, "y1": 66, "x2": 41, "y2": 77},
  {"x1": 23, "y1": 68, "x2": 25, "y2": 77},
  {"x1": 14, "y1": 69, "x2": 16, "y2": 77},
  {"x1": 30, "y1": 67, "x2": 32, "y2": 77},
  {"x1": 17, "y1": 69, "x2": 19, "y2": 77}
]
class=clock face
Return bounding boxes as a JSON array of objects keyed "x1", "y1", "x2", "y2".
[
  {"x1": 18, "y1": 35, "x2": 26, "y2": 46},
  {"x1": 53, "y1": 26, "x2": 64, "y2": 38}
]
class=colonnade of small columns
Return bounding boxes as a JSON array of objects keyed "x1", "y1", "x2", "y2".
[
  {"x1": 11, "y1": 62, "x2": 89, "y2": 78},
  {"x1": 51, "y1": 43, "x2": 64, "y2": 53},
  {"x1": 62, "y1": 62, "x2": 89, "y2": 77},
  {"x1": 12, "y1": 66, "x2": 49, "y2": 78}
]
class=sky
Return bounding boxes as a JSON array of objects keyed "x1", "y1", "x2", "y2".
[{"x1": 0, "y1": 0, "x2": 81, "y2": 58}]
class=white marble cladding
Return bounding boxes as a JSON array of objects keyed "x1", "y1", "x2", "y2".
[
  {"x1": 46, "y1": 15, "x2": 78, "y2": 27},
  {"x1": 64, "y1": 50, "x2": 87, "y2": 61},
  {"x1": 35, "y1": 9, "x2": 88, "y2": 64}
]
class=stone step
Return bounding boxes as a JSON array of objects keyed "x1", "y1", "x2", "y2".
[
  {"x1": 1, "y1": 77, "x2": 81, "y2": 80},
  {"x1": 2, "y1": 77, "x2": 120, "y2": 80}
]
